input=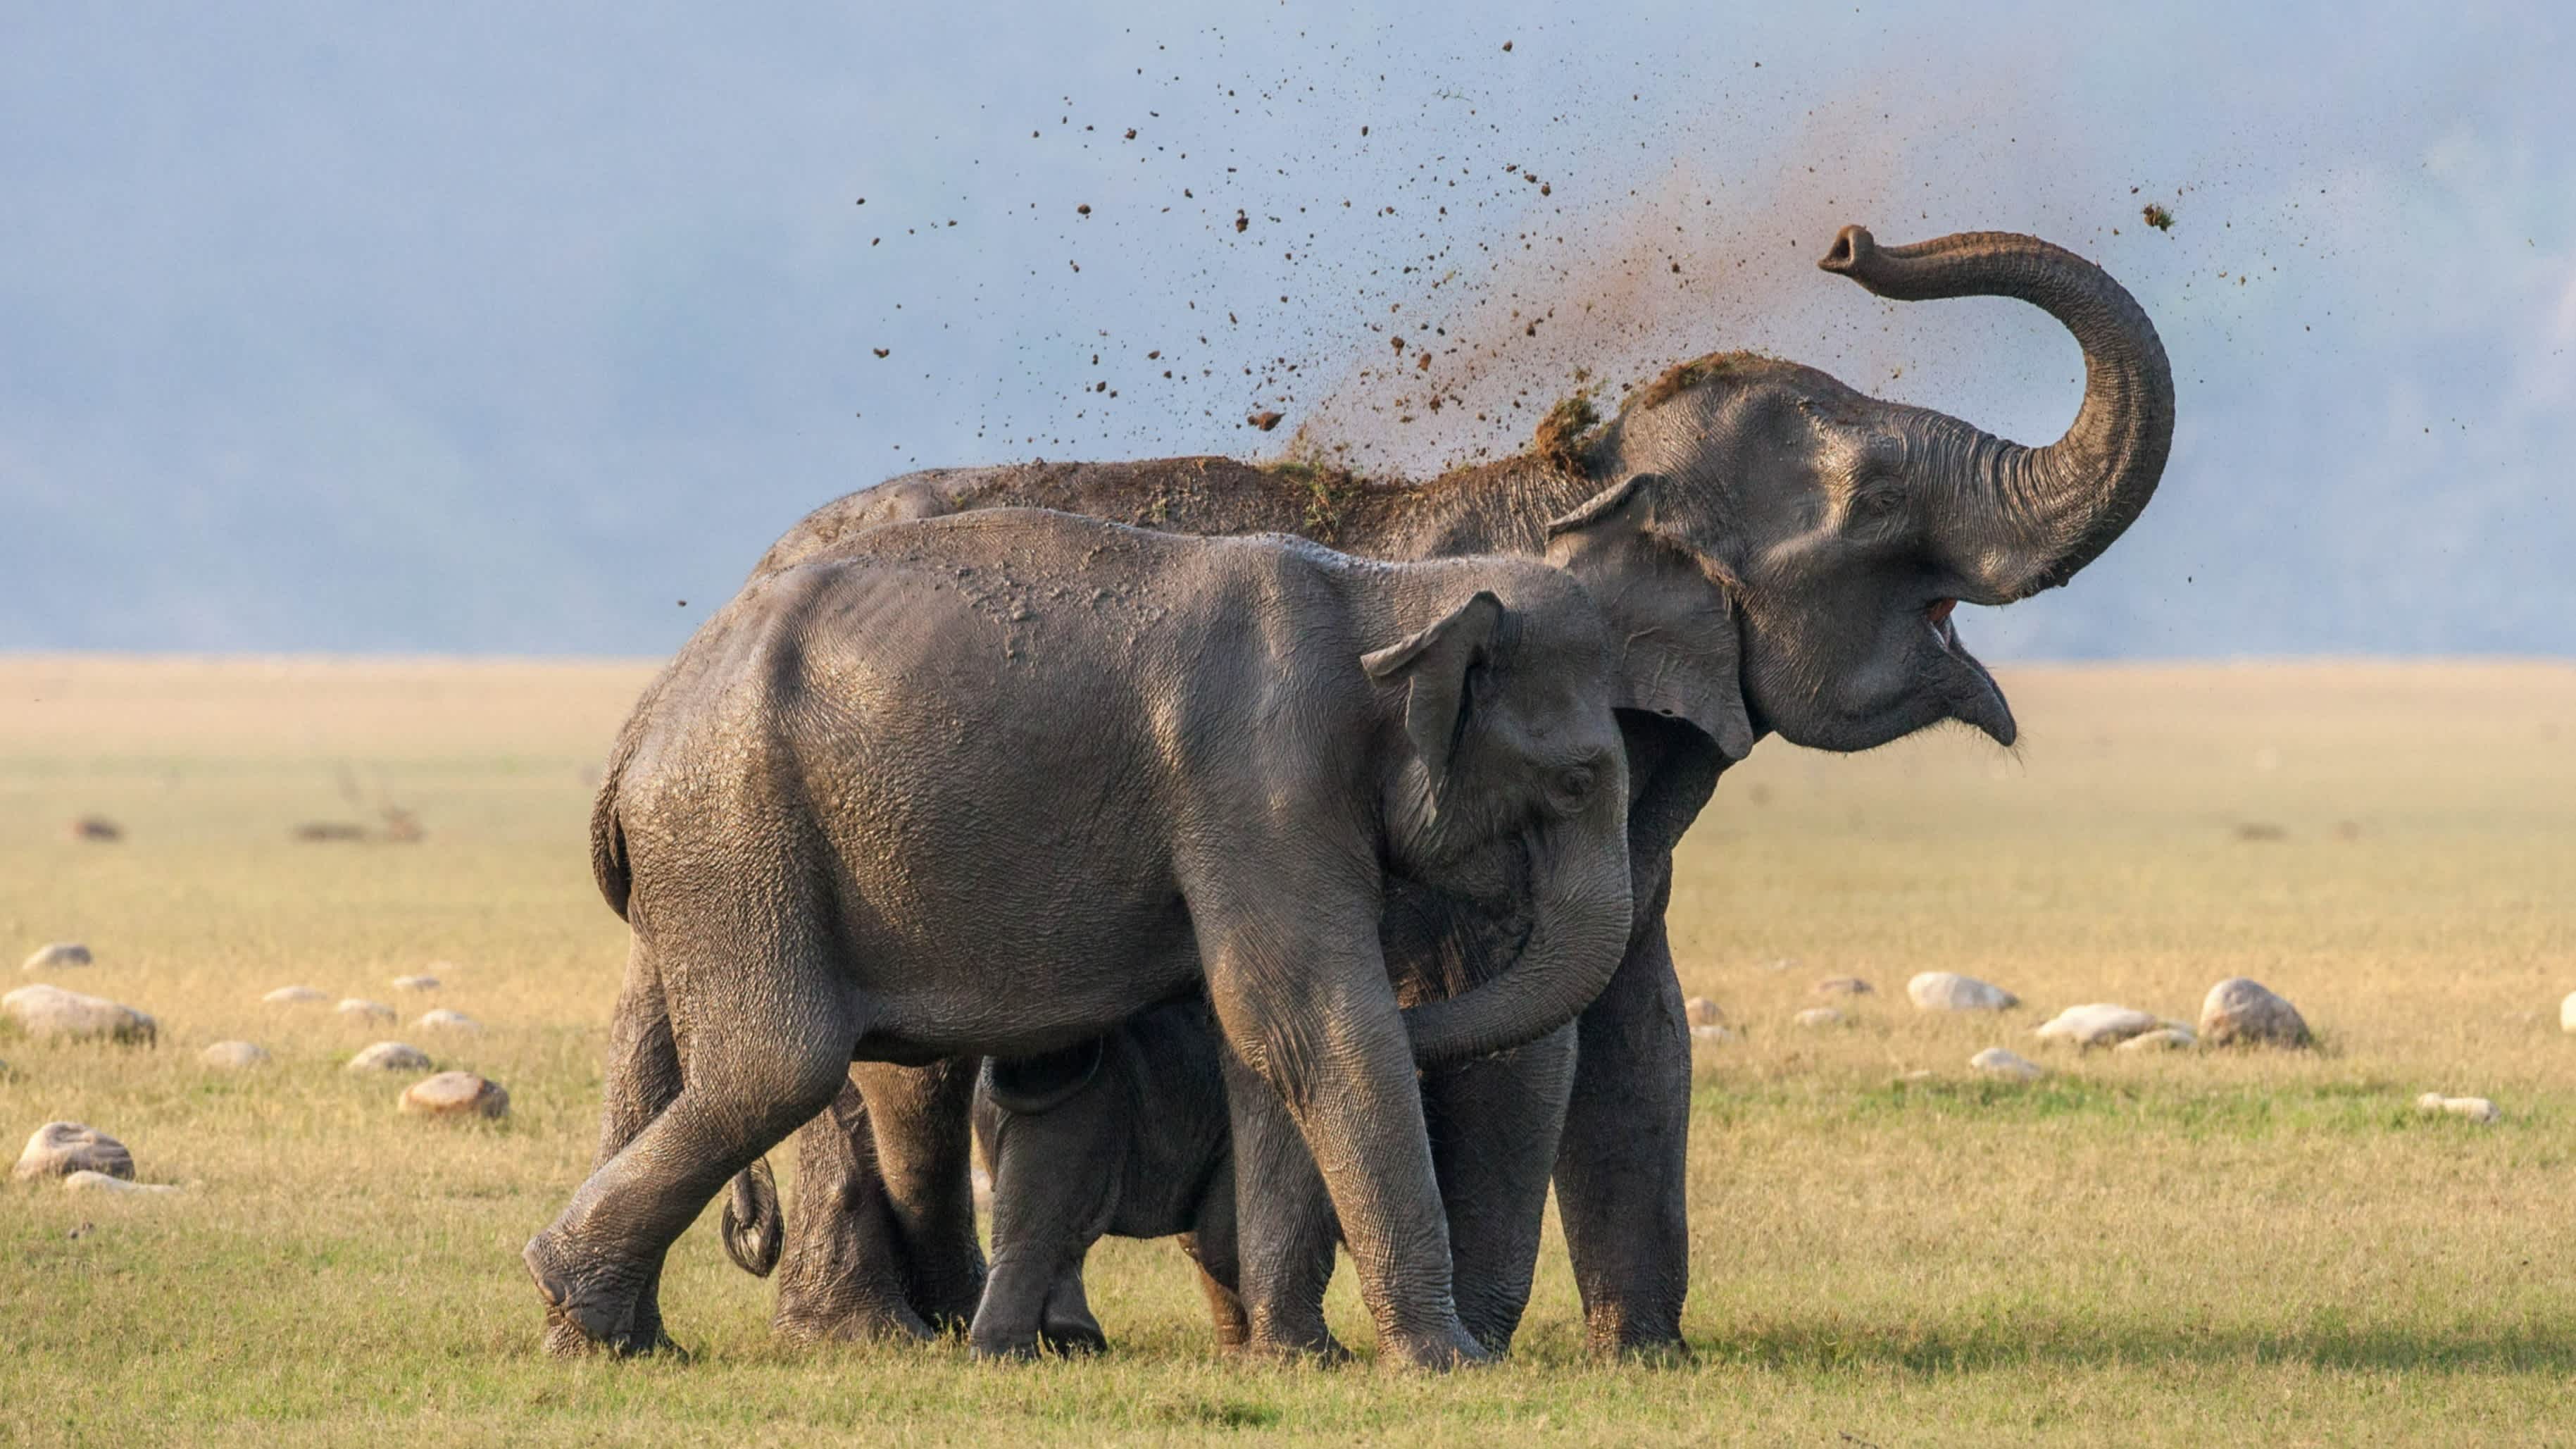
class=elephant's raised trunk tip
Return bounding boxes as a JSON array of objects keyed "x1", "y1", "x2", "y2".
[{"x1": 1817, "y1": 224, "x2": 1875, "y2": 278}]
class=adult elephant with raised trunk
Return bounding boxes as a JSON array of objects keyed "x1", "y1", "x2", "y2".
[{"x1": 704, "y1": 225, "x2": 2174, "y2": 1356}]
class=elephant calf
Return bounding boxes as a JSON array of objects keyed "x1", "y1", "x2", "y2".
[{"x1": 529, "y1": 503, "x2": 1643, "y2": 1368}]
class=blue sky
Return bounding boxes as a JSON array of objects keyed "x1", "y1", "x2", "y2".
[{"x1": 2, "y1": 1, "x2": 2568, "y2": 657}]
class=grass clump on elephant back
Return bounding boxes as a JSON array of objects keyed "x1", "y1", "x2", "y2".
[
  {"x1": 1532, "y1": 380, "x2": 1606, "y2": 477},
  {"x1": 1262, "y1": 444, "x2": 1370, "y2": 543}
]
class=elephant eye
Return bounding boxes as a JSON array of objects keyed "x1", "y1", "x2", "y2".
[{"x1": 1549, "y1": 765, "x2": 1596, "y2": 809}]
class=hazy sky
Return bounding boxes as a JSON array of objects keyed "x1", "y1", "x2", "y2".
[{"x1": 3, "y1": 2, "x2": 2569, "y2": 657}]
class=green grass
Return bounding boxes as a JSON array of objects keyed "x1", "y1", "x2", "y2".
[{"x1": 4, "y1": 656, "x2": 2575, "y2": 1444}]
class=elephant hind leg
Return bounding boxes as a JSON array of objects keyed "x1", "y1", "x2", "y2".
[
  {"x1": 543, "y1": 940, "x2": 687, "y2": 1357},
  {"x1": 771, "y1": 1082, "x2": 936, "y2": 1345}
]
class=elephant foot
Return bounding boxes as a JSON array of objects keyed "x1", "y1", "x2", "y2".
[
  {"x1": 1238, "y1": 1328, "x2": 1353, "y2": 1367},
  {"x1": 1376, "y1": 1319, "x2": 1494, "y2": 1372},
  {"x1": 1039, "y1": 1317, "x2": 1108, "y2": 1359},
  {"x1": 1583, "y1": 1305, "x2": 1691, "y2": 1364},
  {"x1": 525, "y1": 1232, "x2": 682, "y2": 1360},
  {"x1": 773, "y1": 1291, "x2": 937, "y2": 1346}
]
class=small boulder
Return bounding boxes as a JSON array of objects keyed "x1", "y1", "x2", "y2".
[
  {"x1": 2198, "y1": 978, "x2": 2311, "y2": 1047},
  {"x1": 1684, "y1": 997, "x2": 1734, "y2": 1041},
  {"x1": 21, "y1": 942, "x2": 92, "y2": 972},
  {"x1": 68, "y1": 816, "x2": 125, "y2": 842},
  {"x1": 391, "y1": 974, "x2": 440, "y2": 993},
  {"x1": 200, "y1": 1040, "x2": 270, "y2": 1069},
  {"x1": 2034, "y1": 1003, "x2": 2161, "y2": 1050},
  {"x1": 337, "y1": 998, "x2": 396, "y2": 1024},
  {"x1": 1970, "y1": 1047, "x2": 2044, "y2": 1081},
  {"x1": 413, "y1": 1008, "x2": 480, "y2": 1033},
  {"x1": 1908, "y1": 972, "x2": 2018, "y2": 1012},
  {"x1": 1812, "y1": 976, "x2": 1875, "y2": 997},
  {"x1": 2114, "y1": 1026, "x2": 2198, "y2": 1053},
  {"x1": 15, "y1": 1122, "x2": 135, "y2": 1181},
  {"x1": 263, "y1": 985, "x2": 328, "y2": 1005},
  {"x1": 1792, "y1": 1007, "x2": 1844, "y2": 1028},
  {"x1": 2560, "y1": 990, "x2": 2576, "y2": 1034},
  {"x1": 400, "y1": 1071, "x2": 508, "y2": 1120},
  {"x1": 346, "y1": 1041, "x2": 432, "y2": 1072},
  {"x1": 2416, "y1": 1093, "x2": 2500, "y2": 1124},
  {"x1": 65, "y1": 1170, "x2": 177, "y2": 1195},
  {"x1": 2, "y1": 984, "x2": 156, "y2": 1045}
]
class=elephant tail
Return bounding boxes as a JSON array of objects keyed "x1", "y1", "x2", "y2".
[
  {"x1": 720, "y1": 1157, "x2": 783, "y2": 1277},
  {"x1": 589, "y1": 733, "x2": 639, "y2": 920}
]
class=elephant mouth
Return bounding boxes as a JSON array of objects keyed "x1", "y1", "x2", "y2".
[{"x1": 1926, "y1": 600, "x2": 2017, "y2": 747}]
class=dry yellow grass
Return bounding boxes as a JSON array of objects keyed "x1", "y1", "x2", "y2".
[{"x1": 3, "y1": 655, "x2": 2573, "y2": 1445}]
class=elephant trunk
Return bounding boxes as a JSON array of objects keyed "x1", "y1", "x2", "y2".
[
  {"x1": 1819, "y1": 226, "x2": 2175, "y2": 600},
  {"x1": 1401, "y1": 814, "x2": 1634, "y2": 1067}
]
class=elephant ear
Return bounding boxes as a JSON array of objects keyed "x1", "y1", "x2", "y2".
[
  {"x1": 1361, "y1": 590, "x2": 1506, "y2": 815},
  {"x1": 1544, "y1": 473, "x2": 1756, "y2": 761}
]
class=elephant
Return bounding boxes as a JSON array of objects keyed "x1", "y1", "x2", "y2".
[
  {"x1": 712, "y1": 225, "x2": 2176, "y2": 1357},
  {"x1": 528, "y1": 498, "x2": 1685, "y2": 1368}
]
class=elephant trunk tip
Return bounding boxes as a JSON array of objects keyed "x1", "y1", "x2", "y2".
[{"x1": 1818, "y1": 225, "x2": 1875, "y2": 278}]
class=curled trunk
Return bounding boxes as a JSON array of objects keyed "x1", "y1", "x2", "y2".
[
  {"x1": 1401, "y1": 821, "x2": 1633, "y2": 1066},
  {"x1": 1820, "y1": 226, "x2": 2175, "y2": 599}
]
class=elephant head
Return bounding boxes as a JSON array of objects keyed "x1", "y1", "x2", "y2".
[
  {"x1": 1363, "y1": 567, "x2": 1636, "y2": 1065},
  {"x1": 1573, "y1": 227, "x2": 2174, "y2": 754}
]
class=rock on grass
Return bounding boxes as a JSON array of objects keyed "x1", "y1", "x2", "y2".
[
  {"x1": 392, "y1": 975, "x2": 440, "y2": 993},
  {"x1": 200, "y1": 1040, "x2": 270, "y2": 1068},
  {"x1": 346, "y1": 1041, "x2": 432, "y2": 1072},
  {"x1": 2416, "y1": 1093, "x2": 2499, "y2": 1124},
  {"x1": 1793, "y1": 1007, "x2": 1844, "y2": 1028},
  {"x1": 1970, "y1": 1047, "x2": 2043, "y2": 1081},
  {"x1": 1812, "y1": 976, "x2": 1874, "y2": 997},
  {"x1": 65, "y1": 1170, "x2": 177, "y2": 1195},
  {"x1": 2034, "y1": 1003, "x2": 2160, "y2": 1049},
  {"x1": 337, "y1": 998, "x2": 396, "y2": 1024},
  {"x1": 414, "y1": 1008, "x2": 480, "y2": 1033},
  {"x1": 2199, "y1": 978, "x2": 2311, "y2": 1047},
  {"x1": 2561, "y1": 990, "x2": 2576, "y2": 1033},
  {"x1": 263, "y1": 985, "x2": 327, "y2": 1005},
  {"x1": 2, "y1": 984, "x2": 156, "y2": 1045},
  {"x1": 21, "y1": 942, "x2": 92, "y2": 972},
  {"x1": 400, "y1": 1071, "x2": 509, "y2": 1120},
  {"x1": 15, "y1": 1122, "x2": 135, "y2": 1181},
  {"x1": 1908, "y1": 972, "x2": 2018, "y2": 1012},
  {"x1": 2114, "y1": 1026, "x2": 2197, "y2": 1052}
]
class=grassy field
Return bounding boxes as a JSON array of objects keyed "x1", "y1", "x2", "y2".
[{"x1": 4, "y1": 654, "x2": 2574, "y2": 1445}]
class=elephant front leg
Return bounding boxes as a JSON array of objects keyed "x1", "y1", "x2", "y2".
[
  {"x1": 1205, "y1": 916, "x2": 1485, "y2": 1371},
  {"x1": 1553, "y1": 876, "x2": 1692, "y2": 1358},
  {"x1": 770, "y1": 1078, "x2": 934, "y2": 1343},
  {"x1": 1218, "y1": 1047, "x2": 1346, "y2": 1362},
  {"x1": 1423, "y1": 1021, "x2": 1577, "y2": 1354}
]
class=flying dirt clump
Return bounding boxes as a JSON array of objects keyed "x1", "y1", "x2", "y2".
[{"x1": 1531, "y1": 388, "x2": 1603, "y2": 474}]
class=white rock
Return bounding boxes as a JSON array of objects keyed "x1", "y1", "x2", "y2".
[
  {"x1": 15, "y1": 1121, "x2": 137, "y2": 1181},
  {"x1": 1792, "y1": 1007, "x2": 1844, "y2": 1028},
  {"x1": 263, "y1": 985, "x2": 327, "y2": 1005},
  {"x1": 2114, "y1": 1026, "x2": 2198, "y2": 1052},
  {"x1": 346, "y1": 1041, "x2": 432, "y2": 1072},
  {"x1": 391, "y1": 974, "x2": 441, "y2": 993},
  {"x1": 1970, "y1": 1047, "x2": 2044, "y2": 1081},
  {"x1": 2561, "y1": 991, "x2": 2576, "y2": 1034},
  {"x1": 1908, "y1": 972, "x2": 2018, "y2": 1012},
  {"x1": 2198, "y1": 978, "x2": 2312, "y2": 1047},
  {"x1": 2034, "y1": 1003, "x2": 2161, "y2": 1049},
  {"x1": 1, "y1": 984, "x2": 156, "y2": 1045},
  {"x1": 65, "y1": 1169, "x2": 177, "y2": 1195},
  {"x1": 201, "y1": 1040, "x2": 270, "y2": 1068},
  {"x1": 1684, "y1": 997, "x2": 1725, "y2": 1029},
  {"x1": 400, "y1": 1071, "x2": 509, "y2": 1119},
  {"x1": 413, "y1": 1008, "x2": 480, "y2": 1033},
  {"x1": 1813, "y1": 976, "x2": 1875, "y2": 997},
  {"x1": 22, "y1": 942, "x2": 93, "y2": 972},
  {"x1": 2416, "y1": 1093, "x2": 2500, "y2": 1124},
  {"x1": 337, "y1": 998, "x2": 396, "y2": 1024}
]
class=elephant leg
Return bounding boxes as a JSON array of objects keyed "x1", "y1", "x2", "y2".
[
  {"x1": 1424, "y1": 1021, "x2": 1577, "y2": 1354},
  {"x1": 1037, "y1": 1260, "x2": 1108, "y2": 1357},
  {"x1": 1553, "y1": 867, "x2": 1692, "y2": 1357},
  {"x1": 854, "y1": 1058, "x2": 987, "y2": 1332},
  {"x1": 1218, "y1": 1047, "x2": 1345, "y2": 1361},
  {"x1": 1179, "y1": 1159, "x2": 1249, "y2": 1351},
  {"x1": 525, "y1": 958, "x2": 852, "y2": 1357},
  {"x1": 771, "y1": 1078, "x2": 934, "y2": 1343},
  {"x1": 542, "y1": 940, "x2": 685, "y2": 1358},
  {"x1": 969, "y1": 1066, "x2": 1119, "y2": 1360}
]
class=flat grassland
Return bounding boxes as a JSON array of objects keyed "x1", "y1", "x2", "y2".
[{"x1": 4, "y1": 656, "x2": 2572, "y2": 1445}]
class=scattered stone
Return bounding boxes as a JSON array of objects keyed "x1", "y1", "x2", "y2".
[
  {"x1": 2034, "y1": 1003, "x2": 2161, "y2": 1050},
  {"x1": 337, "y1": 998, "x2": 396, "y2": 1024},
  {"x1": 2232, "y1": 821, "x2": 2287, "y2": 842},
  {"x1": 263, "y1": 985, "x2": 328, "y2": 1005},
  {"x1": 1792, "y1": 1007, "x2": 1844, "y2": 1028},
  {"x1": 1970, "y1": 1047, "x2": 2044, "y2": 1081},
  {"x1": 2416, "y1": 1093, "x2": 2499, "y2": 1124},
  {"x1": 69, "y1": 816, "x2": 125, "y2": 842},
  {"x1": 1908, "y1": 972, "x2": 2018, "y2": 1012},
  {"x1": 391, "y1": 974, "x2": 441, "y2": 993},
  {"x1": 2, "y1": 984, "x2": 156, "y2": 1045},
  {"x1": 1812, "y1": 976, "x2": 1874, "y2": 997},
  {"x1": 2561, "y1": 990, "x2": 2576, "y2": 1034},
  {"x1": 65, "y1": 1170, "x2": 177, "y2": 1195},
  {"x1": 292, "y1": 821, "x2": 368, "y2": 842},
  {"x1": 346, "y1": 1041, "x2": 432, "y2": 1072},
  {"x1": 200, "y1": 1040, "x2": 270, "y2": 1069},
  {"x1": 413, "y1": 1008, "x2": 480, "y2": 1033},
  {"x1": 2198, "y1": 978, "x2": 2312, "y2": 1048},
  {"x1": 400, "y1": 1071, "x2": 509, "y2": 1120},
  {"x1": 15, "y1": 1122, "x2": 135, "y2": 1181},
  {"x1": 22, "y1": 942, "x2": 93, "y2": 972},
  {"x1": 2114, "y1": 1026, "x2": 2198, "y2": 1052},
  {"x1": 1684, "y1": 997, "x2": 1724, "y2": 1028}
]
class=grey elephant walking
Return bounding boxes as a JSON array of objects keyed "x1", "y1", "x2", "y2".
[
  {"x1": 723, "y1": 225, "x2": 2175, "y2": 1357},
  {"x1": 532, "y1": 504, "x2": 1660, "y2": 1367}
]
